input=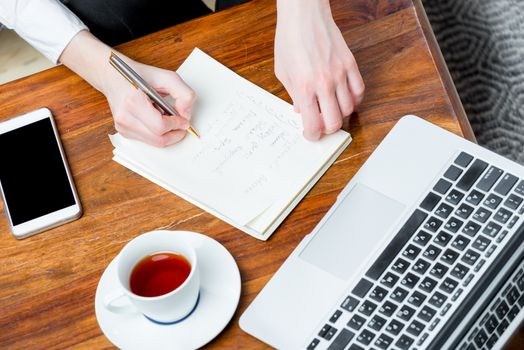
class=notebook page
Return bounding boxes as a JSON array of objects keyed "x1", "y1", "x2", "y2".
[{"x1": 111, "y1": 48, "x2": 350, "y2": 232}]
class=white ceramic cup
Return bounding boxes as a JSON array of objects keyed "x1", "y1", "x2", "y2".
[{"x1": 104, "y1": 231, "x2": 200, "y2": 324}]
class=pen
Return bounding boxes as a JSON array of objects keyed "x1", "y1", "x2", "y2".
[{"x1": 109, "y1": 52, "x2": 199, "y2": 138}]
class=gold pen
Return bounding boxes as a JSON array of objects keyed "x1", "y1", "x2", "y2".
[{"x1": 109, "y1": 52, "x2": 199, "y2": 138}]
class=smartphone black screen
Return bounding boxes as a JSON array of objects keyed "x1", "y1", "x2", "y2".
[{"x1": 0, "y1": 117, "x2": 76, "y2": 225}]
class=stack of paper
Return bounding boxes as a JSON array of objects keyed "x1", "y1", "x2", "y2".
[{"x1": 110, "y1": 48, "x2": 351, "y2": 240}]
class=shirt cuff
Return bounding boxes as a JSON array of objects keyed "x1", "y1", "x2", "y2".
[{"x1": 2, "y1": 0, "x2": 88, "y2": 63}]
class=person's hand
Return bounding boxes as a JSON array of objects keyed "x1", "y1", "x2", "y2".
[
  {"x1": 60, "y1": 31, "x2": 195, "y2": 147},
  {"x1": 104, "y1": 61, "x2": 196, "y2": 147},
  {"x1": 274, "y1": 0, "x2": 365, "y2": 140}
]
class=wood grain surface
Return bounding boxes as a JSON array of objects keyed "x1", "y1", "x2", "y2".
[{"x1": 0, "y1": 0, "x2": 520, "y2": 348}]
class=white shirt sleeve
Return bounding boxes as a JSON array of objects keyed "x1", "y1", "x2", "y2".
[{"x1": 0, "y1": 0, "x2": 88, "y2": 63}]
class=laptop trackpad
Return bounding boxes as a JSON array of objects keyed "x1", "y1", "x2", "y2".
[{"x1": 300, "y1": 184, "x2": 406, "y2": 280}]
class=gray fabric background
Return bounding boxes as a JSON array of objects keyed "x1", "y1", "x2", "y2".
[{"x1": 423, "y1": 0, "x2": 524, "y2": 164}]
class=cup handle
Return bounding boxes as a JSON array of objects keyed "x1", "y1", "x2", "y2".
[{"x1": 103, "y1": 290, "x2": 136, "y2": 314}]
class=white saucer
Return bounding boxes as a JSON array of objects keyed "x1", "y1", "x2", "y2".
[{"x1": 95, "y1": 231, "x2": 241, "y2": 350}]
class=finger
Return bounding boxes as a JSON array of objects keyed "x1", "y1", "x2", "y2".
[
  {"x1": 317, "y1": 91, "x2": 343, "y2": 134},
  {"x1": 117, "y1": 111, "x2": 187, "y2": 147},
  {"x1": 148, "y1": 70, "x2": 196, "y2": 119},
  {"x1": 347, "y1": 64, "x2": 365, "y2": 107},
  {"x1": 126, "y1": 89, "x2": 189, "y2": 136},
  {"x1": 299, "y1": 96, "x2": 323, "y2": 140},
  {"x1": 335, "y1": 77, "x2": 354, "y2": 118}
]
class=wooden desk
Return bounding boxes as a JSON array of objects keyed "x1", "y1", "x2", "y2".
[{"x1": 0, "y1": 0, "x2": 521, "y2": 348}]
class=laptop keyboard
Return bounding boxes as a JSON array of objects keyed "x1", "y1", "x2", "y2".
[
  {"x1": 456, "y1": 257, "x2": 524, "y2": 350},
  {"x1": 306, "y1": 152, "x2": 524, "y2": 350}
]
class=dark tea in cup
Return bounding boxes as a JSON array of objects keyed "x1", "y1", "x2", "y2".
[{"x1": 130, "y1": 252, "x2": 191, "y2": 297}]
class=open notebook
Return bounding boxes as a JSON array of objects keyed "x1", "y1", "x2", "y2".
[{"x1": 110, "y1": 48, "x2": 351, "y2": 240}]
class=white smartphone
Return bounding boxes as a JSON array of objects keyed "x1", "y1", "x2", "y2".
[{"x1": 0, "y1": 108, "x2": 82, "y2": 239}]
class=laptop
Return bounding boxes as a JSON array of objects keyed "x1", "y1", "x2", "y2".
[{"x1": 240, "y1": 115, "x2": 524, "y2": 350}]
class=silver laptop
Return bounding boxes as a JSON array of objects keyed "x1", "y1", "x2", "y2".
[{"x1": 240, "y1": 115, "x2": 524, "y2": 350}]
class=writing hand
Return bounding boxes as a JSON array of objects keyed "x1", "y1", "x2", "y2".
[{"x1": 60, "y1": 31, "x2": 195, "y2": 147}]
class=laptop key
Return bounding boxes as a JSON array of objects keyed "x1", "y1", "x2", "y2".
[
  {"x1": 435, "y1": 203, "x2": 454, "y2": 219},
  {"x1": 485, "y1": 315, "x2": 499, "y2": 333},
  {"x1": 420, "y1": 192, "x2": 441, "y2": 212},
  {"x1": 374, "y1": 333, "x2": 394, "y2": 350},
  {"x1": 358, "y1": 300, "x2": 377, "y2": 316},
  {"x1": 446, "y1": 189, "x2": 464, "y2": 205},
  {"x1": 434, "y1": 178, "x2": 452, "y2": 195},
  {"x1": 506, "y1": 286, "x2": 520, "y2": 305},
  {"x1": 515, "y1": 180, "x2": 524, "y2": 195},
  {"x1": 493, "y1": 207, "x2": 512, "y2": 224},
  {"x1": 424, "y1": 216, "x2": 443, "y2": 232},
  {"x1": 381, "y1": 272, "x2": 400, "y2": 288},
  {"x1": 341, "y1": 296, "x2": 360, "y2": 312},
  {"x1": 429, "y1": 291, "x2": 448, "y2": 308},
  {"x1": 462, "y1": 249, "x2": 481, "y2": 266},
  {"x1": 456, "y1": 158, "x2": 487, "y2": 191},
  {"x1": 401, "y1": 273, "x2": 420, "y2": 289},
  {"x1": 496, "y1": 319, "x2": 509, "y2": 335},
  {"x1": 307, "y1": 338, "x2": 320, "y2": 350},
  {"x1": 473, "y1": 207, "x2": 492, "y2": 223},
  {"x1": 477, "y1": 165, "x2": 503, "y2": 192},
  {"x1": 419, "y1": 277, "x2": 438, "y2": 293},
  {"x1": 369, "y1": 286, "x2": 388, "y2": 303},
  {"x1": 423, "y1": 244, "x2": 442, "y2": 261},
  {"x1": 440, "y1": 277, "x2": 459, "y2": 294},
  {"x1": 408, "y1": 291, "x2": 426, "y2": 307},
  {"x1": 444, "y1": 165, "x2": 463, "y2": 181},
  {"x1": 466, "y1": 190, "x2": 484, "y2": 205},
  {"x1": 352, "y1": 278, "x2": 374, "y2": 298},
  {"x1": 445, "y1": 217, "x2": 463, "y2": 233},
  {"x1": 379, "y1": 301, "x2": 398, "y2": 317},
  {"x1": 319, "y1": 324, "x2": 332, "y2": 338},
  {"x1": 430, "y1": 262, "x2": 449, "y2": 278},
  {"x1": 441, "y1": 249, "x2": 460, "y2": 264},
  {"x1": 348, "y1": 314, "x2": 367, "y2": 331},
  {"x1": 395, "y1": 334, "x2": 414, "y2": 350},
  {"x1": 390, "y1": 287, "x2": 409, "y2": 303},
  {"x1": 455, "y1": 203, "x2": 474, "y2": 219},
  {"x1": 402, "y1": 244, "x2": 421, "y2": 260},
  {"x1": 473, "y1": 329, "x2": 488, "y2": 348},
  {"x1": 357, "y1": 329, "x2": 375, "y2": 345},
  {"x1": 365, "y1": 209, "x2": 427, "y2": 280},
  {"x1": 368, "y1": 315, "x2": 387, "y2": 331},
  {"x1": 412, "y1": 258, "x2": 431, "y2": 274},
  {"x1": 495, "y1": 300, "x2": 509, "y2": 319},
  {"x1": 452, "y1": 235, "x2": 471, "y2": 251},
  {"x1": 413, "y1": 230, "x2": 432, "y2": 247},
  {"x1": 418, "y1": 305, "x2": 437, "y2": 322},
  {"x1": 504, "y1": 193, "x2": 523, "y2": 210},
  {"x1": 472, "y1": 235, "x2": 491, "y2": 252},
  {"x1": 508, "y1": 305, "x2": 520, "y2": 321},
  {"x1": 482, "y1": 221, "x2": 502, "y2": 238},
  {"x1": 330, "y1": 310, "x2": 343, "y2": 324},
  {"x1": 462, "y1": 221, "x2": 481, "y2": 237},
  {"x1": 407, "y1": 320, "x2": 425, "y2": 336},
  {"x1": 486, "y1": 334, "x2": 499, "y2": 349},
  {"x1": 397, "y1": 304, "x2": 416, "y2": 321},
  {"x1": 325, "y1": 326, "x2": 338, "y2": 341},
  {"x1": 385, "y1": 319, "x2": 404, "y2": 336},
  {"x1": 494, "y1": 173, "x2": 519, "y2": 196},
  {"x1": 484, "y1": 194, "x2": 503, "y2": 209},
  {"x1": 433, "y1": 231, "x2": 452, "y2": 247},
  {"x1": 391, "y1": 258, "x2": 410, "y2": 274},
  {"x1": 450, "y1": 263, "x2": 470, "y2": 280},
  {"x1": 454, "y1": 152, "x2": 473, "y2": 167},
  {"x1": 327, "y1": 328, "x2": 355, "y2": 350}
]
